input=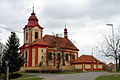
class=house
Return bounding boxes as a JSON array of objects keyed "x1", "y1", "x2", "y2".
[
  {"x1": 107, "y1": 62, "x2": 115, "y2": 71},
  {"x1": 72, "y1": 55, "x2": 104, "y2": 71},
  {"x1": 20, "y1": 8, "x2": 79, "y2": 69}
]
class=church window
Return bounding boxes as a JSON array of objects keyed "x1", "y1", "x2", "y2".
[
  {"x1": 57, "y1": 53, "x2": 61, "y2": 61},
  {"x1": 72, "y1": 54, "x2": 75, "y2": 60},
  {"x1": 25, "y1": 51, "x2": 27, "y2": 60},
  {"x1": 41, "y1": 49, "x2": 43, "y2": 52},
  {"x1": 26, "y1": 32, "x2": 28, "y2": 40},
  {"x1": 35, "y1": 32, "x2": 38, "y2": 39},
  {"x1": 65, "y1": 54, "x2": 69, "y2": 61},
  {"x1": 41, "y1": 56, "x2": 43, "y2": 59},
  {"x1": 48, "y1": 52, "x2": 52, "y2": 60},
  {"x1": 39, "y1": 62, "x2": 43, "y2": 66}
]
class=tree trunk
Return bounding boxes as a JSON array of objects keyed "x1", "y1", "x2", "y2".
[
  {"x1": 119, "y1": 55, "x2": 120, "y2": 70},
  {"x1": 115, "y1": 58, "x2": 118, "y2": 71}
]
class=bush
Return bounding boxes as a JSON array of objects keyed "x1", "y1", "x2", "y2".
[
  {"x1": 25, "y1": 69, "x2": 40, "y2": 73},
  {"x1": 9, "y1": 73, "x2": 22, "y2": 79},
  {"x1": 41, "y1": 69, "x2": 62, "y2": 73}
]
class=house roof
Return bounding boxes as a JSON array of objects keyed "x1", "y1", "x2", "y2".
[
  {"x1": 108, "y1": 62, "x2": 115, "y2": 67},
  {"x1": 20, "y1": 35, "x2": 79, "y2": 51},
  {"x1": 43, "y1": 35, "x2": 79, "y2": 51},
  {"x1": 72, "y1": 55, "x2": 103, "y2": 64}
]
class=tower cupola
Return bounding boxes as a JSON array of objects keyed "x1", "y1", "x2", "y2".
[
  {"x1": 24, "y1": 7, "x2": 43, "y2": 30},
  {"x1": 64, "y1": 25, "x2": 68, "y2": 38},
  {"x1": 23, "y1": 7, "x2": 43, "y2": 44}
]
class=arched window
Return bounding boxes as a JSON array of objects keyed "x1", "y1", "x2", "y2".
[
  {"x1": 25, "y1": 51, "x2": 27, "y2": 60},
  {"x1": 65, "y1": 54, "x2": 69, "y2": 61},
  {"x1": 35, "y1": 32, "x2": 38, "y2": 39},
  {"x1": 26, "y1": 32, "x2": 28, "y2": 40},
  {"x1": 25, "y1": 51, "x2": 28, "y2": 67},
  {"x1": 72, "y1": 54, "x2": 75, "y2": 60}
]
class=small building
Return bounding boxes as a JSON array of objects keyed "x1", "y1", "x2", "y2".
[
  {"x1": 72, "y1": 55, "x2": 104, "y2": 71},
  {"x1": 107, "y1": 62, "x2": 115, "y2": 71}
]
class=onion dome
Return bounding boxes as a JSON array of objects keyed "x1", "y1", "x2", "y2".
[
  {"x1": 28, "y1": 11, "x2": 38, "y2": 21},
  {"x1": 23, "y1": 7, "x2": 43, "y2": 30}
]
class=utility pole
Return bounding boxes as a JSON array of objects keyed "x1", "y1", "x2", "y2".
[
  {"x1": 106, "y1": 24, "x2": 116, "y2": 72},
  {"x1": 5, "y1": 61, "x2": 9, "y2": 80},
  {"x1": 91, "y1": 47, "x2": 98, "y2": 70}
]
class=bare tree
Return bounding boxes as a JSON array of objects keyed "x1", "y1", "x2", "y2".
[{"x1": 99, "y1": 34, "x2": 120, "y2": 71}]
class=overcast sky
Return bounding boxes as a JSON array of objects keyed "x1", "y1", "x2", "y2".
[{"x1": 1, "y1": 0, "x2": 120, "y2": 63}]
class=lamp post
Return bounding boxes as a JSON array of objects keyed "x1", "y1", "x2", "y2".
[
  {"x1": 5, "y1": 61, "x2": 9, "y2": 80},
  {"x1": 91, "y1": 47, "x2": 98, "y2": 70},
  {"x1": 106, "y1": 24, "x2": 116, "y2": 72}
]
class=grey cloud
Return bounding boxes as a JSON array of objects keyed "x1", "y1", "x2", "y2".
[
  {"x1": 0, "y1": 0, "x2": 33, "y2": 30},
  {"x1": 41, "y1": 0, "x2": 120, "y2": 20}
]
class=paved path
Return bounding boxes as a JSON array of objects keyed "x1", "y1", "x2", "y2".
[{"x1": 24, "y1": 72, "x2": 110, "y2": 80}]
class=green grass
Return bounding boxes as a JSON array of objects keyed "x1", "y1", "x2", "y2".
[
  {"x1": 51, "y1": 71, "x2": 83, "y2": 74},
  {"x1": 95, "y1": 75, "x2": 120, "y2": 80},
  {"x1": 22, "y1": 78, "x2": 43, "y2": 80},
  {"x1": 0, "y1": 73, "x2": 6, "y2": 79},
  {"x1": 0, "y1": 72, "x2": 43, "y2": 80},
  {"x1": 11, "y1": 74, "x2": 35, "y2": 80},
  {"x1": 111, "y1": 71, "x2": 120, "y2": 73},
  {"x1": 86, "y1": 70, "x2": 106, "y2": 72}
]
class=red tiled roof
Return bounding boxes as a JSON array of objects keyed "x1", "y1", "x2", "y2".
[
  {"x1": 32, "y1": 39, "x2": 49, "y2": 46},
  {"x1": 20, "y1": 35, "x2": 79, "y2": 51},
  {"x1": 20, "y1": 39, "x2": 49, "y2": 49},
  {"x1": 108, "y1": 62, "x2": 115, "y2": 67},
  {"x1": 23, "y1": 11, "x2": 43, "y2": 30},
  {"x1": 43, "y1": 35, "x2": 79, "y2": 51},
  {"x1": 72, "y1": 55, "x2": 103, "y2": 64}
]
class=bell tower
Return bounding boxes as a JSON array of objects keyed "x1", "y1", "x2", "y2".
[{"x1": 23, "y1": 7, "x2": 43, "y2": 44}]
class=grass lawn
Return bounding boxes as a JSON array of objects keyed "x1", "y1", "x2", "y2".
[
  {"x1": 95, "y1": 75, "x2": 120, "y2": 80},
  {"x1": 0, "y1": 72, "x2": 43, "y2": 80},
  {"x1": 86, "y1": 70, "x2": 106, "y2": 72},
  {"x1": 51, "y1": 71, "x2": 83, "y2": 74},
  {"x1": 21, "y1": 78, "x2": 43, "y2": 80}
]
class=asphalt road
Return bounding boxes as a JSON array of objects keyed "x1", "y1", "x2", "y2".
[{"x1": 24, "y1": 72, "x2": 109, "y2": 80}]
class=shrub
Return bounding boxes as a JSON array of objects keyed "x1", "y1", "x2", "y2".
[
  {"x1": 41, "y1": 69, "x2": 62, "y2": 73},
  {"x1": 9, "y1": 73, "x2": 22, "y2": 79},
  {"x1": 25, "y1": 69, "x2": 40, "y2": 73}
]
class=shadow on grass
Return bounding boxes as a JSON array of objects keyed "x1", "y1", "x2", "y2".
[
  {"x1": 9, "y1": 73, "x2": 22, "y2": 79},
  {"x1": 0, "y1": 73, "x2": 22, "y2": 80}
]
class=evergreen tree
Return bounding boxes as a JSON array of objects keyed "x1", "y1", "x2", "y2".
[{"x1": 1, "y1": 32, "x2": 24, "y2": 73}]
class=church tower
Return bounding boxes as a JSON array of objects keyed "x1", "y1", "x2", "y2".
[{"x1": 23, "y1": 7, "x2": 43, "y2": 44}]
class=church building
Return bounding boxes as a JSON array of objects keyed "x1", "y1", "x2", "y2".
[{"x1": 20, "y1": 8, "x2": 79, "y2": 68}]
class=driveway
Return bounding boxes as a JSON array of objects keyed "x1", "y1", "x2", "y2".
[{"x1": 24, "y1": 72, "x2": 109, "y2": 80}]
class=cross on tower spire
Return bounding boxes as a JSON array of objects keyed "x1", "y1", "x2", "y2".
[{"x1": 33, "y1": 6, "x2": 34, "y2": 13}]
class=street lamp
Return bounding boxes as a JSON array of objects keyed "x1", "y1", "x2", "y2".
[
  {"x1": 106, "y1": 24, "x2": 114, "y2": 45},
  {"x1": 106, "y1": 24, "x2": 116, "y2": 72},
  {"x1": 91, "y1": 47, "x2": 98, "y2": 70},
  {"x1": 5, "y1": 61, "x2": 9, "y2": 80}
]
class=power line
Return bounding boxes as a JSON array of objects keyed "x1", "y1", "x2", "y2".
[{"x1": 0, "y1": 26, "x2": 22, "y2": 33}]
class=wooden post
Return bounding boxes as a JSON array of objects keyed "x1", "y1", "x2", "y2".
[{"x1": 7, "y1": 66, "x2": 9, "y2": 80}]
